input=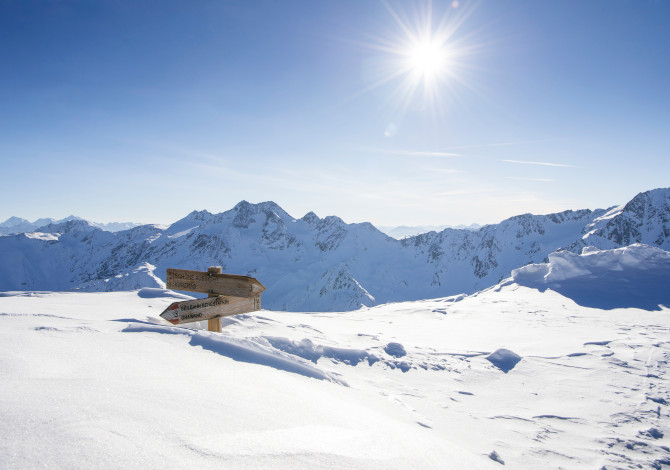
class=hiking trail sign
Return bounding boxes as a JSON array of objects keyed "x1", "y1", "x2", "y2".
[
  {"x1": 166, "y1": 268, "x2": 265, "y2": 297},
  {"x1": 161, "y1": 266, "x2": 265, "y2": 332}
]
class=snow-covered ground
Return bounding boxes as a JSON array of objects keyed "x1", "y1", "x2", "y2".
[{"x1": 1, "y1": 246, "x2": 669, "y2": 469}]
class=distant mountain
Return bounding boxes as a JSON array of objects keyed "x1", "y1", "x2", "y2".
[
  {"x1": 0, "y1": 215, "x2": 80, "y2": 235},
  {"x1": 0, "y1": 188, "x2": 668, "y2": 311},
  {"x1": 90, "y1": 221, "x2": 144, "y2": 232},
  {"x1": 377, "y1": 224, "x2": 482, "y2": 239},
  {"x1": 0, "y1": 216, "x2": 141, "y2": 235}
]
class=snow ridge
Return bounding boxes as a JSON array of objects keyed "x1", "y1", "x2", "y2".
[{"x1": 511, "y1": 243, "x2": 670, "y2": 310}]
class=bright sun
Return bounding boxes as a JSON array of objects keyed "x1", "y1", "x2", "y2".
[
  {"x1": 354, "y1": 1, "x2": 475, "y2": 116},
  {"x1": 405, "y1": 38, "x2": 449, "y2": 83}
]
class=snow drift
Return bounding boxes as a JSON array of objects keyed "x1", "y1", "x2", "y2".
[{"x1": 512, "y1": 244, "x2": 670, "y2": 310}]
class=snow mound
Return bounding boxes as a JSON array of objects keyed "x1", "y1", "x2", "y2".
[
  {"x1": 640, "y1": 428, "x2": 664, "y2": 439},
  {"x1": 263, "y1": 337, "x2": 420, "y2": 372},
  {"x1": 123, "y1": 323, "x2": 344, "y2": 384},
  {"x1": 384, "y1": 342, "x2": 407, "y2": 358},
  {"x1": 264, "y1": 337, "x2": 379, "y2": 366},
  {"x1": 137, "y1": 287, "x2": 192, "y2": 300},
  {"x1": 486, "y1": 349, "x2": 522, "y2": 373},
  {"x1": 512, "y1": 244, "x2": 670, "y2": 310}
]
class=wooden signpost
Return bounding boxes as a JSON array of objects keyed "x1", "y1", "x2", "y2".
[
  {"x1": 166, "y1": 268, "x2": 265, "y2": 298},
  {"x1": 160, "y1": 266, "x2": 265, "y2": 332},
  {"x1": 160, "y1": 293, "x2": 262, "y2": 325}
]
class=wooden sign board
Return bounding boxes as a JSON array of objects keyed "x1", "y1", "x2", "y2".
[
  {"x1": 160, "y1": 294, "x2": 261, "y2": 325},
  {"x1": 166, "y1": 268, "x2": 266, "y2": 298}
]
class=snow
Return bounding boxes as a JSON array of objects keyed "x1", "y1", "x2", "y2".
[
  {"x1": 168, "y1": 226, "x2": 199, "y2": 239},
  {"x1": 485, "y1": 348, "x2": 522, "y2": 373},
  {"x1": 23, "y1": 231, "x2": 60, "y2": 241},
  {"x1": 512, "y1": 244, "x2": 670, "y2": 310},
  {"x1": 77, "y1": 262, "x2": 166, "y2": 292},
  {"x1": 384, "y1": 342, "x2": 407, "y2": 358},
  {"x1": 0, "y1": 291, "x2": 497, "y2": 469},
  {"x1": 136, "y1": 287, "x2": 193, "y2": 299},
  {"x1": 123, "y1": 323, "x2": 341, "y2": 383},
  {"x1": 582, "y1": 204, "x2": 625, "y2": 237},
  {"x1": 2, "y1": 244, "x2": 669, "y2": 468}
]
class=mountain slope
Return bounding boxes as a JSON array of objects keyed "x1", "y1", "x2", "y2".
[
  {"x1": 568, "y1": 187, "x2": 670, "y2": 252},
  {"x1": 0, "y1": 188, "x2": 668, "y2": 311}
]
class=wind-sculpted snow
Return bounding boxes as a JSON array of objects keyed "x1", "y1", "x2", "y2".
[
  {"x1": 136, "y1": 287, "x2": 192, "y2": 300},
  {"x1": 1, "y1": 188, "x2": 669, "y2": 311},
  {"x1": 264, "y1": 336, "x2": 379, "y2": 366},
  {"x1": 485, "y1": 348, "x2": 522, "y2": 373},
  {"x1": 122, "y1": 322, "x2": 343, "y2": 384},
  {"x1": 512, "y1": 244, "x2": 670, "y2": 310}
]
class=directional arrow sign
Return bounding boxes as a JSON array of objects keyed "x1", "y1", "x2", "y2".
[
  {"x1": 166, "y1": 268, "x2": 266, "y2": 298},
  {"x1": 160, "y1": 294, "x2": 261, "y2": 325}
]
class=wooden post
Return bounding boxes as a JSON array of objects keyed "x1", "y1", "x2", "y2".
[{"x1": 207, "y1": 266, "x2": 222, "y2": 333}]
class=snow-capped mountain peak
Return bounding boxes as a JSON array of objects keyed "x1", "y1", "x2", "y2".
[
  {"x1": 38, "y1": 219, "x2": 100, "y2": 234},
  {"x1": 301, "y1": 211, "x2": 320, "y2": 224},
  {"x1": 570, "y1": 188, "x2": 670, "y2": 252},
  {"x1": 1, "y1": 216, "x2": 30, "y2": 227}
]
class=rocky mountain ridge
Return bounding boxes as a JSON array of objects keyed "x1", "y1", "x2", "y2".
[{"x1": 0, "y1": 188, "x2": 668, "y2": 311}]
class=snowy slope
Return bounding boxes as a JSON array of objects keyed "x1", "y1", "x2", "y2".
[
  {"x1": 1, "y1": 188, "x2": 669, "y2": 311},
  {"x1": 1, "y1": 245, "x2": 668, "y2": 469},
  {"x1": 569, "y1": 187, "x2": 670, "y2": 252}
]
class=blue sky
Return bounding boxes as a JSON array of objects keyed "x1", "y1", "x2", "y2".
[{"x1": 1, "y1": 0, "x2": 669, "y2": 226}]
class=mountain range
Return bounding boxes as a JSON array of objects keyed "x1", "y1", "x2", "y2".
[
  {"x1": 0, "y1": 187, "x2": 668, "y2": 311},
  {"x1": 0, "y1": 215, "x2": 141, "y2": 235}
]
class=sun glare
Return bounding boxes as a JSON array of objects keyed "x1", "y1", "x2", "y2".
[
  {"x1": 405, "y1": 37, "x2": 449, "y2": 83},
  {"x1": 353, "y1": 1, "x2": 477, "y2": 117}
]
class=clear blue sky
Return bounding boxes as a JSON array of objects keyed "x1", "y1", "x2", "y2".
[{"x1": 1, "y1": 0, "x2": 668, "y2": 226}]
